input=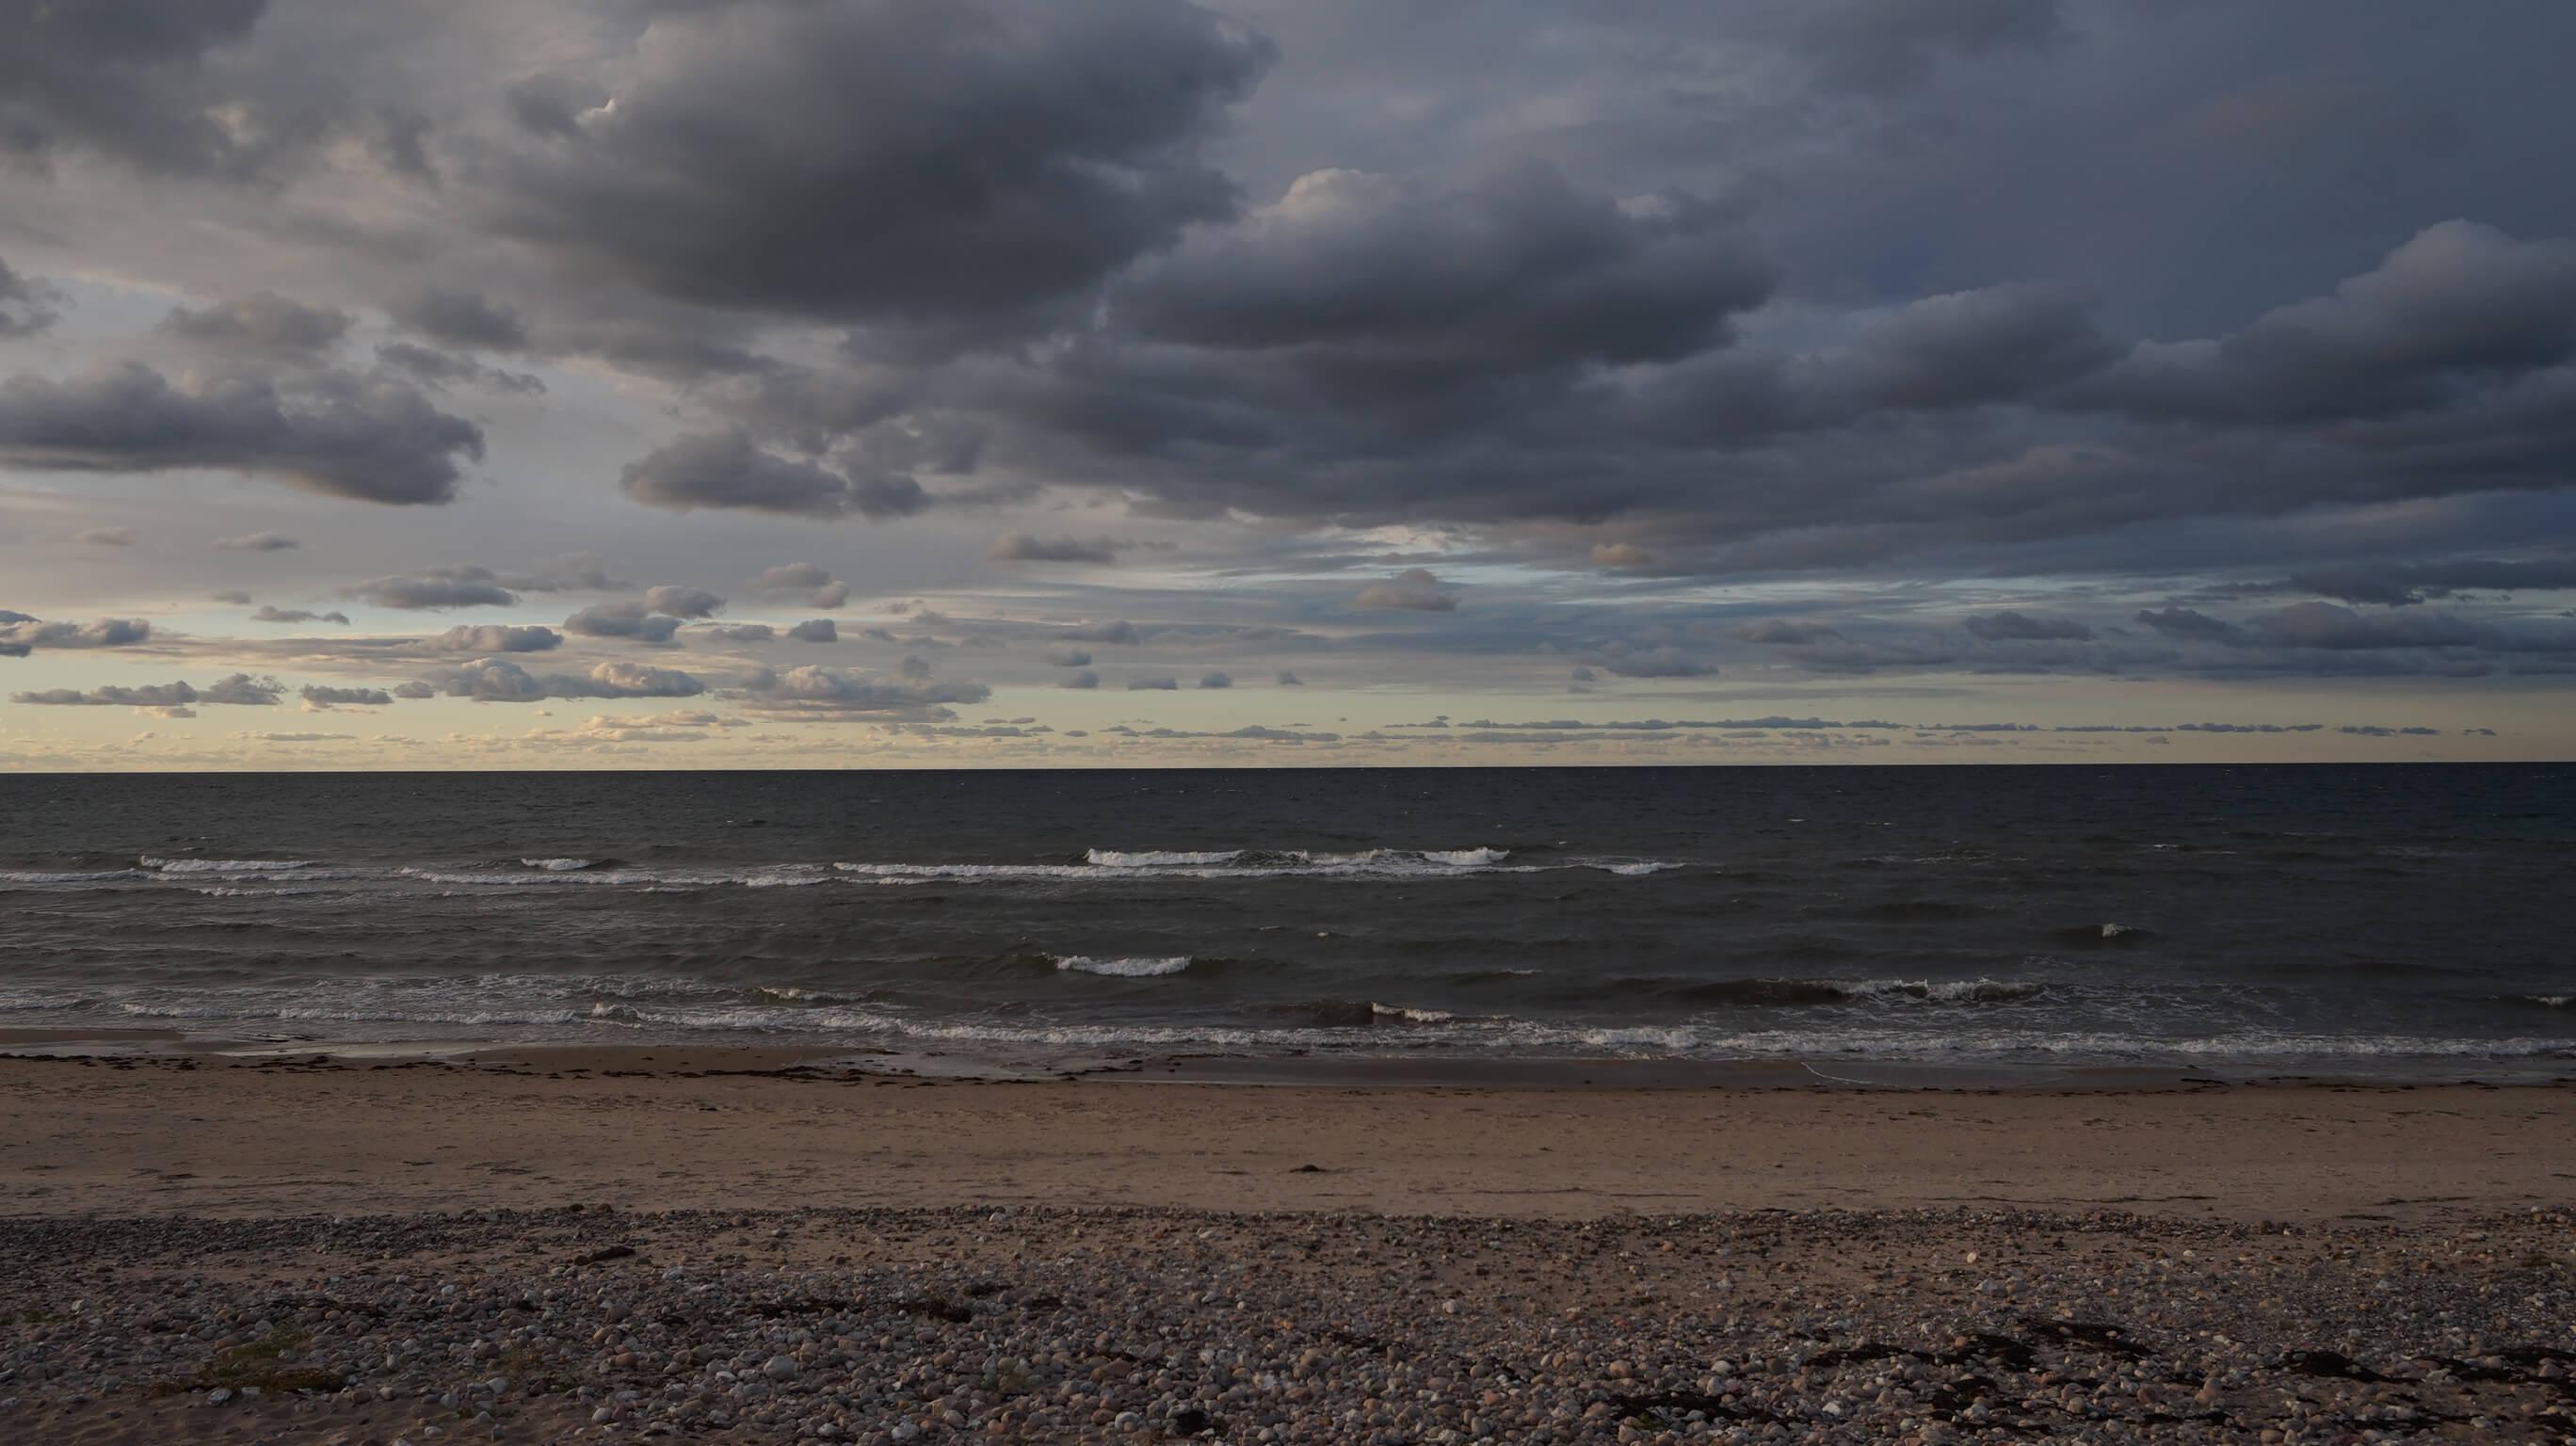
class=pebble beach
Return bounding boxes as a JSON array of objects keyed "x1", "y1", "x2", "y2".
[{"x1": 3, "y1": 1048, "x2": 2571, "y2": 1443}]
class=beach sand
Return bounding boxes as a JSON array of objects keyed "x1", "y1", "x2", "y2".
[{"x1": 3, "y1": 1046, "x2": 2571, "y2": 1441}]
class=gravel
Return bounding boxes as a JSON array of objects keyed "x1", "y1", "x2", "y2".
[{"x1": 1, "y1": 1204, "x2": 2569, "y2": 1442}]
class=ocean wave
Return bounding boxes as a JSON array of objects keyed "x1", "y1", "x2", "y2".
[
  {"x1": 2054, "y1": 923, "x2": 2153, "y2": 946},
  {"x1": 1053, "y1": 955, "x2": 1195, "y2": 977},
  {"x1": 0, "y1": 868, "x2": 147, "y2": 885},
  {"x1": 1659, "y1": 975, "x2": 2049, "y2": 1006},
  {"x1": 141, "y1": 857, "x2": 320, "y2": 875},
  {"x1": 28, "y1": 983, "x2": 2568, "y2": 1066},
  {"x1": 1084, "y1": 849, "x2": 1244, "y2": 867},
  {"x1": 519, "y1": 857, "x2": 602, "y2": 872}
]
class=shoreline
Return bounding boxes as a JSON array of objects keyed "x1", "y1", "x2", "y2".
[
  {"x1": 7, "y1": 1026, "x2": 2572, "y2": 1091},
  {"x1": 6, "y1": 1047, "x2": 2570, "y2": 1223}
]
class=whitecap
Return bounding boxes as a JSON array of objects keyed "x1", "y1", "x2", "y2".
[
  {"x1": 1052, "y1": 955, "x2": 1195, "y2": 977},
  {"x1": 1084, "y1": 848, "x2": 1244, "y2": 867},
  {"x1": 142, "y1": 857, "x2": 318, "y2": 875}
]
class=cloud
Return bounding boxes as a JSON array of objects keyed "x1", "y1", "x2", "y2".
[
  {"x1": 250, "y1": 605, "x2": 349, "y2": 625},
  {"x1": 733, "y1": 665, "x2": 990, "y2": 719},
  {"x1": 1127, "y1": 674, "x2": 1179, "y2": 690},
  {"x1": 348, "y1": 569, "x2": 517, "y2": 609},
  {"x1": 0, "y1": 618, "x2": 153, "y2": 653},
  {"x1": 1046, "y1": 647, "x2": 1094, "y2": 667},
  {"x1": 0, "y1": 0, "x2": 278, "y2": 176},
  {"x1": 298, "y1": 684, "x2": 391, "y2": 708},
  {"x1": 2074, "y1": 222, "x2": 2576, "y2": 426},
  {"x1": 752, "y1": 562, "x2": 850, "y2": 610},
  {"x1": 1590, "y1": 542, "x2": 1653, "y2": 568},
  {"x1": 642, "y1": 586, "x2": 725, "y2": 619},
  {"x1": 372, "y1": 343, "x2": 545, "y2": 396},
  {"x1": 989, "y1": 533, "x2": 1125, "y2": 564},
  {"x1": 1116, "y1": 161, "x2": 1770, "y2": 391},
  {"x1": 1059, "y1": 619, "x2": 1140, "y2": 644},
  {"x1": 1586, "y1": 643, "x2": 1715, "y2": 678},
  {"x1": 1731, "y1": 619, "x2": 1843, "y2": 645},
  {"x1": 620, "y1": 430, "x2": 925, "y2": 519},
  {"x1": 215, "y1": 532, "x2": 298, "y2": 552},
  {"x1": 1059, "y1": 668, "x2": 1100, "y2": 689},
  {"x1": 158, "y1": 293, "x2": 351, "y2": 355},
  {"x1": 1276, "y1": 670, "x2": 1302, "y2": 685},
  {"x1": 563, "y1": 602, "x2": 682, "y2": 645},
  {"x1": 0, "y1": 362, "x2": 484, "y2": 505},
  {"x1": 73, "y1": 527, "x2": 136, "y2": 546},
  {"x1": 11, "y1": 673, "x2": 280, "y2": 707},
  {"x1": 2133, "y1": 605, "x2": 2240, "y2": 641},
  {"x1": 429, "y1": 624, "x2": 559, "y2": 653},
  {"x1": 786, "y1": 619, "x2": 839, "y2": 644},
  {"x1": 410, "y1": 658, "x2": 706, "y2": 703},
  {"x1": 1198, "y1": 670, "x2": 1232, "y2": 688},
  {"x1": 476, "y1": 0, "x2": 1271, "y2": 340},
  {"x1": 391, "y1": 289, "x2": 529, "y2": 351},
  {"x1": 0, "y1": 256, "x2": 64, "y2": 337},
  {"x1": 1352, "y1": 568, "x2": 1456, "y2": 611},
  {"x1": 2276, "y1": 556, "x2": 2576, "y2": 606},
  {"x1": 207, "y1": 590, "x2": 251, "y2": 605},
  {"x1": 1962, "y1": 610, "x2": 2093, "y2": 641}
]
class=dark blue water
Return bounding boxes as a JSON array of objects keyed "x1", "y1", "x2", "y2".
[{"x1": 1, "y1": 766, "x2": 2568, "y2": 1068}]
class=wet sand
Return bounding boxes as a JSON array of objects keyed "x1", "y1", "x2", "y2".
[{"x1": 3, "y1": 1045, "x2": 2570, "y2": 1222}]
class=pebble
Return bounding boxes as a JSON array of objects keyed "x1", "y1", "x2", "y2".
[{"x1": 0, "y1": 1204, "x2": 2566, "y2": 1443}]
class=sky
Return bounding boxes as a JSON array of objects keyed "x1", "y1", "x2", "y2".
[{"x1": 3, "y1": 0, "x2": 2574, "y2": 770}]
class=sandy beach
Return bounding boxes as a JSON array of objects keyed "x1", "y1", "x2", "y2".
[{"x1": 2, "y1": 1046, "x2": 2572, "y2": 1443}]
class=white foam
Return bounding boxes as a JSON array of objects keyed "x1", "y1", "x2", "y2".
[
  {"x1": 2100, "y1": 923, "x2": 2138, "y2": 938},
  {"x1": 1084, "y1": 849, "x2": 1244, "y2": 867},
  {"x1": 1601, "y1": 861, "x2": 1679, "y2": 876},
  {"x1": 0, "y1": 869, "x2": 145, "y2": 884},
  {"x1": 1420, "y1": 847, "x2": 1509, "y2": 866},
  {"x1": 1053, "y1": 955, "x2": 1194, "y2": 977},
  {"x1": 1370, "y1": 1003, "x2": 1455, "y2": 1024},
  {"x1": 521, "y1": 858, "x2": 594, "y2": 872},
  {"x1": 141, "y1": 857, "x2": 318, "y2": 875},
  {"x1": 1839, "y1": 977, "x2": 2048, "y2": 1004}
]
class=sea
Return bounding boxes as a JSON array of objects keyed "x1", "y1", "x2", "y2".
[{"x1": 1, "y1": 766, "x2": 2568, "y2": 1075}]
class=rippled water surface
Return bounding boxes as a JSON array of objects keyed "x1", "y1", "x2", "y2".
[{"x1": 2, "y1": 765, "x2": 2569, "y2": 1068}]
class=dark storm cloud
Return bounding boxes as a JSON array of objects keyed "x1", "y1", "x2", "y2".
[
  {"x1": 250, "y1": 605, "x2": 349, "y2": 625},
  {"x1": 0, "y1": 256, "x2": 63, "y2": 337},
  {"x1": 989, "y1": 534, "x2": 1125, "y2": 564},
  {"x1": 1962, "y1": 610, "x2": 2093, "y2": 642},
  {"x1": 2071, "y1": 223, "x2": 2576, "y2": 426},
  {"x1": 215, "y1": 532, "x2": 298, "y2": 552},
  {"x1": 390, "y1": 290, "x2": 530, "y2": 352},
  {"x1": 562, "y1": 602, "x2": 682, "y2": 645},
  {"x1": 158, "y1": 294, "x2": 352, "y2": 355},
  {"x1": 10, "y1": 672, "x2": 280, "y2": 707},
  {"x1": 0, "y1": 362, "x2": 483, "y2": 505},
  {"x1": 1197, "y1": 671, "x2": 1232, "y2": 689},
  {"x1": 2271, "y1": 557, "x2": 2576, "y2": 607},
  {"x1": 0, "y1": 0, "x2": 273, "y2": 176},
  {"x1": 1794, "y1": 0, "x2": 2064, "y2": 94},
  {"x1": 372, "y1": 343, "x2": 545, "y2": 396},
  {"x1": 2133, "y1": 606, "x2": 2240, "y2": 641},
  {"x1": 619, "y1": 430, "x2": 926, "y2": 519},
  {"x1": 786, "y1": 619, "x2": 838, "y2": 644},
  {"x1": 477, "y1": 0, "x2": 1271, "y2": 336},
  {"x1": 1113, "y1": 161, "x2": 1772, "y2": 392}
]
